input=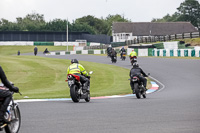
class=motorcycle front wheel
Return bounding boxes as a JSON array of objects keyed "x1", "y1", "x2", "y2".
[
  {"x1": 85, "y1": 93, "x2": 90, "y2": 102},
  {"x1": 5, "y1": 105, "x2": 21, "y2": 133},
  {"x1": 70, "y1": 85, "x2": 80, "y2": 103},
  {"x1": 142, "y1": 88, "x2": 146, "y2": 98}
]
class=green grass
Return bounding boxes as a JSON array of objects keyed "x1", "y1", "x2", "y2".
[
  {"x1": 0, "y1": 46, "x2": 73, "y2": 55},
  {"x1": 179, "y1": 38, "x2": 200, "y2": 46},
  {"x1": 0, "y1": 55, "x2": 132, "y2": 99},
  {"x1": 0, "y1": 46, "x2": 152, "y2": 99}
]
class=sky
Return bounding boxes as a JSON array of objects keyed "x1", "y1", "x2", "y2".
[{"x1": 0, "y1": 0, "x2": 199, "y2": 23}]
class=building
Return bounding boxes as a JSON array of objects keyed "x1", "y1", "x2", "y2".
[{"x1": 112, "y1": 22, "x2": 198, "y2": 42}]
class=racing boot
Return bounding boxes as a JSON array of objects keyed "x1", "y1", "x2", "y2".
[
  {"x1": 0, "y1": 111, "x2": 4, "y2": 125},
  {"x1": 130, "y1": 82, "x2": 135, "y2": 94}
]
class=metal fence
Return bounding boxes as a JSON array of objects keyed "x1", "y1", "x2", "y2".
[
  {"x1": 126, "y1": 32, "x2": 200, "y2": 45},
  {"x1": 0, "y1": 31, "x2": 112, "y2": 44}
]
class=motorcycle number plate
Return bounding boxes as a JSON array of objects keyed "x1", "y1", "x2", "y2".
[
  {"x1": 68, "y1": 80, "x2": 74, "y2": 85},
  {"x1": 134, "y1": 58, "x2": 137, "y2": 61},
  {"x1": 132, "y1": 78, "x2": 137, "y2": 81}
]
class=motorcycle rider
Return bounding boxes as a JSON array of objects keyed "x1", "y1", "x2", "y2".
[
  {"x1": 107, "y1": 45, "x2": 112, "y2": 57},
  {"x1": 119, "y1": 46, "x2": 126, "y2": 59},
  {"x1": 129, "y1": 49, "x2": 137, "y2": 58},
  {"x1": 110, "y1": 48, "x2": 117, "y2": 62},
  {"x1": 0, "y1": 66, "x2": 19, "y2": 123},
  {"x1": 67, "y1": 59, "x2": 89, "y2": 92},
  {"x1": 129, "y1": 63, "x2": 148, "y2": 93}
]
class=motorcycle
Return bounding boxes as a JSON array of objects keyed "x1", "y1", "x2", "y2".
[
  {"x1": 121, "y1": 52, "x2": 126, "y2": 61},
  {"x1": 107, "y1": 51, "x2": 111, "y2": 58},
  {"x1": 66, "y1": 71, "x2": 93, "y2": 103},
  {"x1": 130, "y1": 75, "x2": 146, "y2": 99},
  {"x1": 130, "y1": 56, "x2": 137, "y2": 65},
  {"x1": 111, "y1": 56, "x2": 117, "y2": 63},
  {"x1": 0, "y1": 84, "x2": 21, "y2": 133}
]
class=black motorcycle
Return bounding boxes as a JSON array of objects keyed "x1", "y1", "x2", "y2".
[
  {"x1": 66, "y1": 72, "x2": 93, "y2": 103},
  {"x1": 111, "y1": 56, "x2": 117, "y2": 63},
  {"x1": 130, "y1": 75, "x2": 146, "y2": 99},
  {"x1": 0, "y1": 84, "x2": 21, "y2": 133},
  {"x1": 121, "y1": 52, "x2": 126, "y2": 61},
  {"x1": 107, "y1": 51, "x2": 111, "y2": 58}
]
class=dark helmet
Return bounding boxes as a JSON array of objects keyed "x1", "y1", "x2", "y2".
[
  {"x1": 133, "y1": 62, "x2": 139, "y2": 67},
  {"x1": 71, "y1": 59, "x2": 79, "y2": 64}
]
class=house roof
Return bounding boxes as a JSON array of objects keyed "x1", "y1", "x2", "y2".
[{"x1": 112, "y1": 22, "x2": 198, "y2": 36}]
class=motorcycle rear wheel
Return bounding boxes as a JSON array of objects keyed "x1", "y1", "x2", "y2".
[
  {"x1": 134, "y1": 83, "x2": 141, "y2": 99},
  {"x1": 5, "y1": 106, "x2": 21, "y2": 133},
  {"x1": 70, "y1": 85, "x2": 80, "y2": 103}
]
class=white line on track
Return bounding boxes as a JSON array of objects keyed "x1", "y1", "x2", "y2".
[{"x1": 16, "y1": 77, "x2": 164, "y2": 103}]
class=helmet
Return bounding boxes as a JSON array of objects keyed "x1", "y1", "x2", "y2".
[
  {"x1": 71, "y1": 59, "x2": 79, "y2": 64},
  {"x1": 133, "y1": 62, "x2": 139, "y2": 67}
]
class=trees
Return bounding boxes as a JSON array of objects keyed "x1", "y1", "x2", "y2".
[
  {"x1": 0, "y1": 13, "x2": 129, "y2": 35},
  {"x1": 16, "y1": 12, "x2": 46, "y2": 31},
  {"x1": 105, "y1": 14, "x2": 130, "y2": 35},
  {"x1": 177, "y1": 0, "x2": 200, "y2": 29},
  {"x1": 152, "y1": 0, "x2": 200, "y2": 30},
  {"x1": 44, "y1": 19, "x2": 70, "y2": 32}
]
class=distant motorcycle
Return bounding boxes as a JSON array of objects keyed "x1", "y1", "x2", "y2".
[
  {"x1": 130, "y1": 75, "x2": 146, "y2": 99},
  {"x1": 121, "y1": 52, "x2": 126, "y2": 61},
  {"x1": 0, "y1": 83, "x2": 21, "y2": 133},
  {"x1": 111, "y1": 56, "x2": 117, "y2": 63},
  {"x1": 130, "y1": 56, "x2": 137, "y2": 65},
  {"x1": 66, "y1": 71, "x2": 93, "y2": 103},
  {"x1": 107, "y1": 51, "x2": 111, "y2": 58}
]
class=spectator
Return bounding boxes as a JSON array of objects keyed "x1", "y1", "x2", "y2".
[{"x1": 34, "y1": 46, "x2": 38, "y2": 56}]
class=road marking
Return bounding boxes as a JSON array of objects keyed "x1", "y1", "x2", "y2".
[{"x1": 16, "y1": 80, "x2": 160, "y2": 102}]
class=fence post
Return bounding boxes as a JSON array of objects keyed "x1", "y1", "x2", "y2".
[
  {"x1": 175, "y1": 34, "x2": 177, "y2": 40},
  {"x1": 182, "y1": 33, "x2": 184, "y2": 39},
  {"x1": 190, "y1": 32, "x2": 192, "y2": 38}
]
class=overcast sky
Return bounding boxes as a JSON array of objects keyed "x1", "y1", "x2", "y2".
[{"x1": 1, "y1": 0, "x2": 199, "y2": 23}]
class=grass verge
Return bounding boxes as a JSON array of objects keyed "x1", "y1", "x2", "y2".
[
  {"x1": 0, "y1": 55, "x2": 133, "y2": 99},
  {"x1": 0, "y1": 46, "x2": 73, "y2": 55},
  {"x1": 0, "y1": 46, "x2": 151, "y2": 99}
]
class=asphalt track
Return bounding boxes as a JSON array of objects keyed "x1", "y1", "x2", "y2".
[{"x1": 18, "y1": 53, "x2": 200, "y2": 133}]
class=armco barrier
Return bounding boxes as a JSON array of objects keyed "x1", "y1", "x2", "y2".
[
  {"x1": 48, "y1": 49, "x2": 200, "y2": 57},
  {"x1": 34, "y1": 42, "x2": 54, "y2": 46},
  {"x1": 152, "y1": 49, "x2": 200, "y2": 57}
]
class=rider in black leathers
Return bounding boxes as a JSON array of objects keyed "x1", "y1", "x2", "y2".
[
  {"x1": 107, "y1": 45, "x2": 112, "y2": 57},
  {"x1": 0, "y1": 66, "x2": 19, "y2": 122},
  {"x1": 110, "y1": 48, "x2": 117, "y2": 62},
  {"x1": 119, "y1": 47, "x2": 126, "y2": 59},
  {"x1": 129, "y1": 63, "x2": 148, "y2": 92}
]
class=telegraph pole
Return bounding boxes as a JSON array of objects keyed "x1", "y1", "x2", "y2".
[{"x1": 66, "y1": 19, "x2": 68, "y2": 51}]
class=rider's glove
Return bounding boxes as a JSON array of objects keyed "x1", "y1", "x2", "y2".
[
  {"x1": 87, "y1": 76, "x2": 91, "y2": 79},
  {"x1": 12, "y1": 86, "x2": 19, "y2": 93}
]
